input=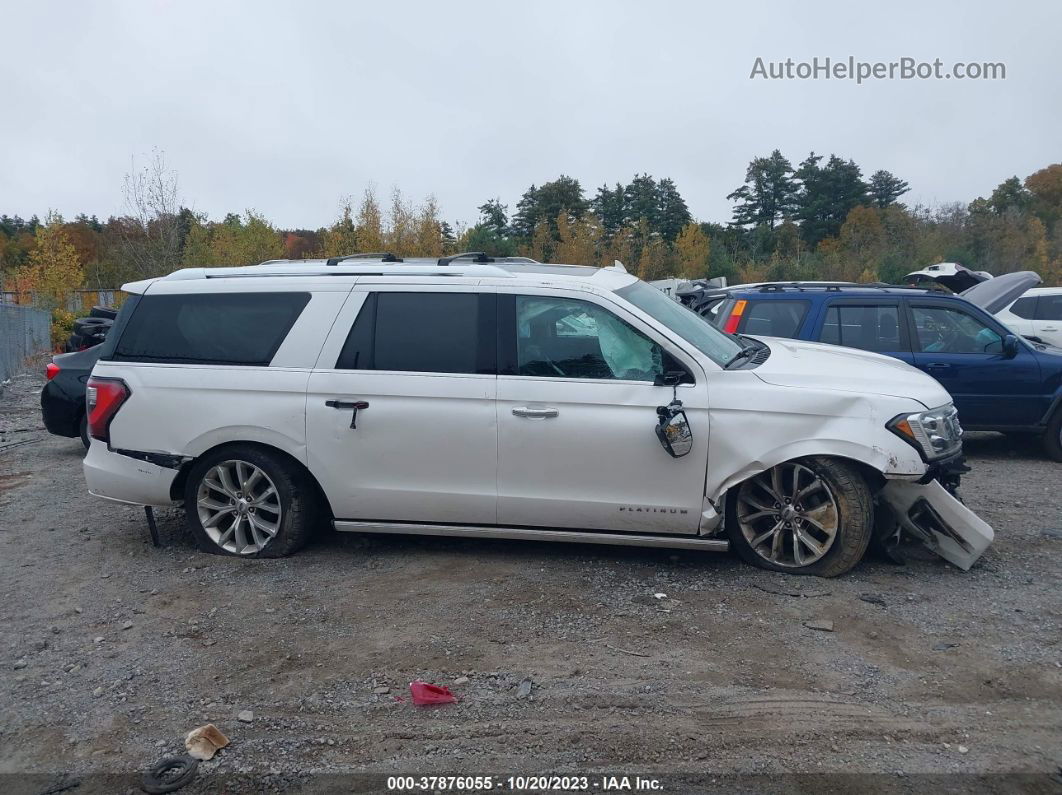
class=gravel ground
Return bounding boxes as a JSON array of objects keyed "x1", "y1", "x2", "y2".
[{"x1": 1, "y1": 369, "x2": 1061, "y2": 793}]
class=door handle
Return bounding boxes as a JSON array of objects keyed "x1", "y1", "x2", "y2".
[
  {"x1": 925, "y1": 363, "x2": 951, "y2": 370},
  {"x1": 326, "y1": 399, "x2": 369, "y2": 429},
  {"x1": 512, "y1": 406, "x2": 559, "y2": 419},
  {"x1": 1041, "y1": 326, "x2": 1059, "y2": 332}
]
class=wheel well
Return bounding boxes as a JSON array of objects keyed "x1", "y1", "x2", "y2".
[{"x1": 169, "y1": 441, "x2": 335, "y2": 520}]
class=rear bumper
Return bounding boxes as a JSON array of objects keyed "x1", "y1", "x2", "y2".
[
  {"x1": 40, "y1": 383, "x2": 81, "y2": 438},
  {"x1": 83, "y1": 442, "x2": 180, "y2": 507}
]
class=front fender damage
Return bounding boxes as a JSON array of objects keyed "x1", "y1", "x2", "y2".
[{"x1": 879, "y1": 479, "x2": 994, "y2": 570}]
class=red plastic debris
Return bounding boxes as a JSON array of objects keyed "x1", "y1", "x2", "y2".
[{"x1": 409, "y1": 680, "x2": 457, "y2": 706}]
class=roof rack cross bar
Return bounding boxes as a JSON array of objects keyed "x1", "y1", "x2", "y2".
[
  {"x1": 325, "y1": 252, "x2": 403, "y2": 266},
  {"x1": 437, "y1": 251, "x2": 495, "y2": 267}
]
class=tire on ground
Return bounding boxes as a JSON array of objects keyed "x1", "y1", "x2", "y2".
[
  {"x1": 1043, "y1": 409, "x2": 1062, "y2": 462},
  {"x1": 725, "y1": 455, "x2": 874, "y2": 578},
  {"x1": 182, "y1": 444, "x2": 319, "y2": 558}
]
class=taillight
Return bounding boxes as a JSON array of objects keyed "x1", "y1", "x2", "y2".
[
  {"x1": 46, "y1": 362, "x2": 60, "y2": 380},
  {"x1": 723, "y1": 299, "x2": 747, "y2": 334},
  {"x1": 86, "y1": 377, "x2": 130, "y2": 444}
]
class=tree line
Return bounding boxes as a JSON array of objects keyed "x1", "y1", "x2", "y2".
[{"x1": 3, "y1": 151, "x2": 1060, "y2": 318}]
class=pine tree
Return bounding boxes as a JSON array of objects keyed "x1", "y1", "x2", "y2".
[
  {"x1": 727, "y1": 150, "x2": 798, "y2": 229},
  {"x1": 794, "y1": 153, "x2": 868, "y2": 246},
  {"x1": 477, "y1": 198, "x2": 509, "y2": 237},
  {"x1": 591, "y1": 184, "x2": 626, "y2": 236},
  {"x1": 868, "y1": 170, "x2": 910, "y2": 208},
  {"x1": 656, "y1": 178, "x2": 692, "y2": 242}
]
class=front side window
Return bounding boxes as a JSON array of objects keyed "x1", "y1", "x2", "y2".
[
  {"x1": 741, "y1": 300, "x2": 809, "y2": 338},
  {"x1": 514, "y1": 295, "x2": 665, "y2": 381},
  {"x1": 110, "y1": 292, "x2": 310, "y2": 365},
  {"x1": 912, "y1": 305, "x2": 1003, "y2": 354},
  {"x1": 336, "y1": 292, "x2": 492, "y2": 374},
  {"x1": 820, "y1": 304, "x2": 901, "y2": 352}
]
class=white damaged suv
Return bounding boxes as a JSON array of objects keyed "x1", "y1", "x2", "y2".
[{"x1": 83, "y1": 254, "x2": 993, "y2": 576}]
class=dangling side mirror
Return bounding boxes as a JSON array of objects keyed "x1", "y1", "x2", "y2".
[{"x1": 655, "y1": 399, "x2": 693, "y2": 458}]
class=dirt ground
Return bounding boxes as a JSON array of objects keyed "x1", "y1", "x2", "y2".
[{"x1": 1, "y1": 368, "x2": 1061, "y2": 794}]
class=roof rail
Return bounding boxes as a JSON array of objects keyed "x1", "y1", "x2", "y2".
[
  {"x1": 438, "y1": 251, "x2": 494, "y2": 267},
  {"x1": 325, "y1": 252, "x2": 403, "y2": 266}
]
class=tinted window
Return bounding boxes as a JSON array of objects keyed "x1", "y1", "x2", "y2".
[
  {"x1": 820, "y1": 304, "x2": 901, "y2": 352},
  {"x1": 742, "y1": 300, "x2": 809, "y2": 337},
  {"x1": 1036, "y1": 294, "x2": 1062, "y2": 321},
  {"x1": 336, "y1": 292, "x2": 491, "y2": 374},
  {"x1": 1009, "y1": 296, "x2": 1037, "y2": 319},
  {"x1": 111, "y1": 292, "x2": 309, "y2": 365},
  {"x1": 912, "y1": 305, "x2": 1003, "y2": 354},
  {"x1": 515, "y1": 295, "x2": 666, "y2": 381}
]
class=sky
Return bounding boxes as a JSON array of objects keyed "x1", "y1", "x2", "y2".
[{"x1": 2, "y1": 0, "x2": 1059, "y2": 230}]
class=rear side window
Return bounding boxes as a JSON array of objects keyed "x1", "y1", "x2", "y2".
[
  {"x1": 1036, "y1": 294, "x2": 1062, "y2": 321},
  {"x1": 110, "y1": 292, "x2": 310, "y2": 365},
  {"x1": 1009, "y1": 296, "x2": 1037, "y2": 319},
  {"x1": 336, "y1": 292, "x2": 494, "y2": 374},
  {"x1": 820, "y1": 304, "x2": 902, "y2": 352},
  {"x1": 741, "y1": 300, "x2": 809, "y2": 337}
]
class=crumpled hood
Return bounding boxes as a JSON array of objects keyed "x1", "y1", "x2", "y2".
[{"x1": 749, "y1": 337, "x2": 951, "y2": 409}]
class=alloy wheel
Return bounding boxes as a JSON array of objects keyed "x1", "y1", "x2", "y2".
[
  {"x1": 735, "y1": 462, "x2": 839, "y2": 568},
  {"x1": 196, "y1": 459, "x2": 282, "y2": 554}
]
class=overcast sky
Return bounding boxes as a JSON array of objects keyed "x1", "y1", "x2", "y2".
[{"x1": 2, "y1": 0, "x2": 1059, "y2": 230}]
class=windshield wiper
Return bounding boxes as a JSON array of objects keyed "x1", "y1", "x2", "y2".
[{"x1": 724, "y1": 343, "x2": 758, "y2": 369}]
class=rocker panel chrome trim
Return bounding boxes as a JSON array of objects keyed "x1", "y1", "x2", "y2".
[{"x1": 333, "y1": 520, "x2": 730, "y2": 551}]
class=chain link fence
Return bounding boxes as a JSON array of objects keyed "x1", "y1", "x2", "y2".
[{"x1": 0, "y1": 303, "x2": 51, "y2": 382}]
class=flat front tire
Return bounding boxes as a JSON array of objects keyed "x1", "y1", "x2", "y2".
[
  {"x1": 183, "y1": 445, "x2": 317, "y2": 558},
  {"x1": 1043, "y1": 410, "x2": 1062, "y2": 462},
  {"x1": 726, "y1": 456, "x2": 874, "y2": 577}
]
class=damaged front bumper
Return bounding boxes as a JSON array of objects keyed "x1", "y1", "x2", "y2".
[{"x1": 879, "y1": 479, "x2": 994, "y2": 570}]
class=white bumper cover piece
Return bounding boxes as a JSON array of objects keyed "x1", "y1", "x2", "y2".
[
  {"x1": 83, "y1": 442, "x2": 180, "y2": 507},
  {"x1": 880, "y1": 480, "x2": 994, "y2": 570}
]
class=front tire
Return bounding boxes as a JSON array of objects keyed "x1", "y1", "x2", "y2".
[
  {"x1": 1042, "y1": 409, "x2": 1062, "y2": 462},
  {"x1": 726, "y1": 456, "x2": 874, "y2": 577},
  {"x1": 183, "y1": 445, "x2": 318, "y2": 558}
]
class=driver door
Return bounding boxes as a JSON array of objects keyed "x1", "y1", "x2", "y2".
[
  {"x1": 907, "y1": 300, "x2": 1043, "y2": 427},
  {"x1": 495, "y1": 290, "x2": 709, "y2": 535}
]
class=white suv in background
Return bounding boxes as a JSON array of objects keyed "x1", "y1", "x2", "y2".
[
  {"x1": 997, "y1": 287, "x2": 1062, "y2": 347},
  {"x1": 83, "y1": 254, "x2": 993, "y2": 577}
]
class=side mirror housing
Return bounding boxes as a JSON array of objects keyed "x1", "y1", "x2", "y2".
[{"x1": 1002, "y1": 334, "x2": 1020, "y2": 358}]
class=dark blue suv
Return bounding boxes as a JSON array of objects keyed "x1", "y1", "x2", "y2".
[{"x1": 708, "y1": 273, "x2": 1062, "y2": 460}]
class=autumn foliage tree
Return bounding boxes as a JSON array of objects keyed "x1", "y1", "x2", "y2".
[{"x1": 12, "y1": 213, "x2": 83, "y2": 309}]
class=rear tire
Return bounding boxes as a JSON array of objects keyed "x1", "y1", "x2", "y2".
[
  {"x1": 1043, "y1": 409, "x2": 1062, "y2": 462},
  {"x1": 726, "y1": 456, "x2": 874, "y2": 577},
  {"x1": 183, "y1": 445, "x2": 318, "y2": 558}
]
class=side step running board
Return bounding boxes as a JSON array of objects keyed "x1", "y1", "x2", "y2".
[{"x1": 333, "y1": 520, "x2": 729, "y2": 552}]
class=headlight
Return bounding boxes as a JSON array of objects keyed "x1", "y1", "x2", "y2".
[{"x1": 888, "y1": 404, "x2": 963, "y2": 461}]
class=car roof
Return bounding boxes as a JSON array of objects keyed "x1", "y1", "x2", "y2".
[{"x1": 121, "y1": 257, "x2": 640, "y2": 294}]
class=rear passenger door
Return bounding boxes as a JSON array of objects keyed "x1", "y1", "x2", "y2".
[
  {"x1": 1032, "y1": 294, "x2": 1062, "y2": 347},
  {"x1": 305, "y1": 287, "x2": 499, "y2": 524},
  {"x1": 814, "y1": 299, "x2": 912, "y2": 364}
]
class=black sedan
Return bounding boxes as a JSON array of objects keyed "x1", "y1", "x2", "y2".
[{"x1": 41, "y1": 345, "x2": 102, "y2": 447}]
